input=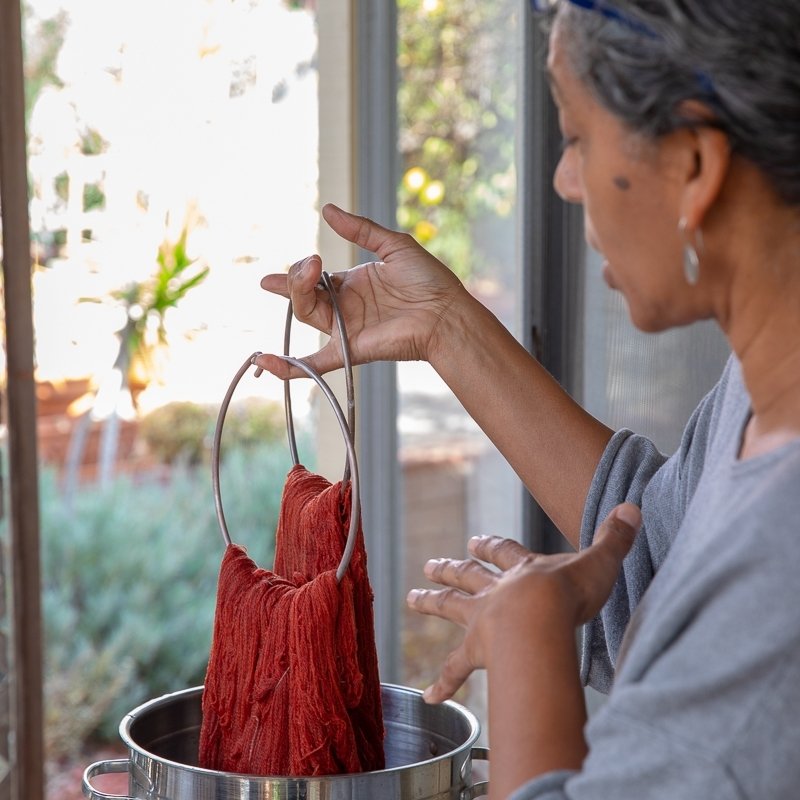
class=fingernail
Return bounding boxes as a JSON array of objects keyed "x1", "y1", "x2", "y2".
[
  {"x1": 422, "y1": 686, "x2": 436, "y2": 703},
  {"x1": 407, "y1": 589, "x2": 422, "y2": 604},
  {"x1": 616, "y1": 504, "x2": 641, "y2": 530}
]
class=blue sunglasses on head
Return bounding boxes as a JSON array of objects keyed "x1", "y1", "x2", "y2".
[
  {"x1": 530, "y1": 0, "x2": 657, "y2": 38},
  {"x1": 532, "y1": 0, "x2": 718, "y2": 99}
]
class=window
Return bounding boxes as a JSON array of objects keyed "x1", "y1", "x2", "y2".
[
  {"x1": 580, "y1": 247, "x2": 730, "y2": 452},
  {"x1": 15, "y1": 3, "x2": 325, "y2": 795}
]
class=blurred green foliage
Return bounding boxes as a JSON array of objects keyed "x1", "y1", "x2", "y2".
[
  {"x1": 397, "y1": 0, "x2": 518, "y2": 280},
  {"x1": 139, "y1": 398, "x2": 285, "y2": 466},
  {"x1": 21, "y1": 2, "x2": 67, "y2": 123},
  {"x1": 139, "y1": 401, "x2": 215, "y2": 465},
  {"x1": 102, "y1": 222, "x2": 210, "y2": 384},
  {"x1": 39, "y1": 434, "x2": 312, "y2": 760}
]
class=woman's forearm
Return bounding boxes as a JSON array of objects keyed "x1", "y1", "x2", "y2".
[
  {"x1": 486, "y1": 612, "x2": 587, "y2": 799},
  {"x1": 430, "y1": 289, "x2": 613, "y2": 549}
]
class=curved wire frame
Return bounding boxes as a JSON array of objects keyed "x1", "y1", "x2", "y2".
[{"x1": 211, "y1": 351, "x2": 360, "y2": 583}]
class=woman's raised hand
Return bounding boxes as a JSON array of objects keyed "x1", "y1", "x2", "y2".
[
  {"x1": 407, "y1": 503, "x2": 641, "y2": 704},
  {"x1": 255, "y1": 203, "x2": 464, "y2": 379}
]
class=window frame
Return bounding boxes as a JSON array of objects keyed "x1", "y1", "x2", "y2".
[
  {"x1": 520, "y1": 9, "x2": 587, "y2": 554},
  {"x1": 0, "y1": 1, "x2": 46, "y2": 796},
  {"x1": 353, "y1": 0, "x2": 403, "y2": 681}
]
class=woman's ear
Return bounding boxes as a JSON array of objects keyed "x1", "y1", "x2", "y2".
[{"x1": 675, "y1": 101, "x2": 731, "y2": 229}]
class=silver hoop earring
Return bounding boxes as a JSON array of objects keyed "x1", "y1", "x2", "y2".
[{"x1": 678, "y1": 218, "x2": 703, "y2": 286}]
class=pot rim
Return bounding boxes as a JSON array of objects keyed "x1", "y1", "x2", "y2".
[{"x1": 118, "y1": 682, "x2": 481, "y2": 781}]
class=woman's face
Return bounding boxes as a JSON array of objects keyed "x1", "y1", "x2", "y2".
[{"x1": 547, "y1": 17, "x2": 700, "y2": 332}]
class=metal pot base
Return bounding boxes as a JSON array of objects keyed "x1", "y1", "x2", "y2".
[{"x1": 83, "y1": 683, "x2": 489, "y2": 800}]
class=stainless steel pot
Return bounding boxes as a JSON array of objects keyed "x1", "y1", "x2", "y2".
[{"x1": 83, "y1": 683, "x2": 489, "y2": 799}]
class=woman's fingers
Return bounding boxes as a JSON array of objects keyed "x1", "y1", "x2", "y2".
[
  {"x1": 259, "y1": 272, "x2": 289, "y2": 298},
  {"x1": 322, "y1": 203, "x2": 412, "y2": 260},
  {"x1": 408, "y1": 539, "x2": 535, "y2": 635},
  {"x1": 260, "y1": 206, "x2": 463, "y2": 375},
  {"x1": 423, "y1": 556, "x2": 497, "y2": 595},
  {"x1": 260, "y1": 255, "x2": 330, "y2": 327},
  {"x1": 406, "y1": 586, "x2": 473, "y2": 628},
  {"x1": 468, "y1": 535, "x2": 535, "y2": 571},
  {"x1": 256, "y1": 254, "x2": 344, "y2": 378},
  {"x1": 254, "y1": 344, "x2": 344, "y2": 381},
  {"x1": 571, "y1": 503, "x2": 640, "y2": 623},
  {"x1": 595, "y1": 503, "x2": 640, "y2": 559},
  {"x1": 407, "y1": 509, "x2": 641, "y2": 709},
  {"x1": 286, "y1": 255, "x2": 329, "y2": 324},
  {"x1": 423, "y1": 647, "x2": 473, "y2": 704},
  {"x1": 252, "y1": 352, "x2": 294, "y2": 380}
]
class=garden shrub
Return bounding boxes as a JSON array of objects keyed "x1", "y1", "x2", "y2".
[
  {"x1": 138, "y1": 401, "x2": 213, "y2": 465},
  {"x1": 139, "y1": 398, "x2": 285, "y2": 465},
  {"x1": 40, "y1": 435, "x2": 313, "y2": 759}
]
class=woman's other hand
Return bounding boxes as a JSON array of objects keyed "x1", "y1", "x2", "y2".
[
  {"x1": 407, "y1": 503, "x2": 641, "y2": 703},
  {"x1": 256, "y1": 203, "x2": 463, "y2": 379}
]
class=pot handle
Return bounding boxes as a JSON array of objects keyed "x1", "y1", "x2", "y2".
[
  {"x1": 461, "y1": 746, "x2": 490, "y2": 800},
  {"x1": 82, "y1": 759, "x2": 134, "y2": 800}
]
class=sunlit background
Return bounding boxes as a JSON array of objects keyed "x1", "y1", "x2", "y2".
[{"x1": 26, "y1": 0, "x2": 320, "y2": 413}]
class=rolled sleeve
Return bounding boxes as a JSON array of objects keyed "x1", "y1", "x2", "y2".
[{"x1": 578, "y1": 429, "x2": 667, "y2": 690}]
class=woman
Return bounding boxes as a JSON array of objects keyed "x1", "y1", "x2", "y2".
[{"x1": 257, "y1": 1, "x2": 800, "y2": 797}]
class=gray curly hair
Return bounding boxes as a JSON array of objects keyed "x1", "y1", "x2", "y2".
[{"x1": 545, "y1": 1, "x2": 800, "y2": 206}]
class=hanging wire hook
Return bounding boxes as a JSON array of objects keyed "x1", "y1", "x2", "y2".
[{"x1": 284, "y1": 270, "x2": 355, "y2": 485}]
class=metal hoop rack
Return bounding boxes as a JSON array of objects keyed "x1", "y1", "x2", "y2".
[{"x1": 211, "y1": 272, "x2": 359, "y2": 583}]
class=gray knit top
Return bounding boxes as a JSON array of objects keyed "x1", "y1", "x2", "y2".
[{"x1": 510, "y1": 355, "x2": 800, "y2": 799}]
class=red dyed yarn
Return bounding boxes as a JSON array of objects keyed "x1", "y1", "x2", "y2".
[{"x1": 199, "y1": 464, "x2": 384, "y2": 776}]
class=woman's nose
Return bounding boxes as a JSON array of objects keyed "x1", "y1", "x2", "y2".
[{"x1": 553, "y1": 153, "x2": 583, "y2": 204}]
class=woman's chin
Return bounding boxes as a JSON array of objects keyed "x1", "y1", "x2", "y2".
[
  {"x1": 600, "y1": 260, "x2": 675, "y2": 332},
  {"x1": 625, "y1": 301, "x2": 676, "y2": 334}
]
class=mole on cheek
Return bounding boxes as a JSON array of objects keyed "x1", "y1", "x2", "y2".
[{"x1": 613, "y1": 176, "x2": 631, "y2": 191}]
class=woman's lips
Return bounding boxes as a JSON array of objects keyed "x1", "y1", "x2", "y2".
[
  {"x1": 601, "y1": 259, "x2": 617, "y2": 289},
  {"x1": 586, "y1": 231, "x2": 617, "y2": 289}
]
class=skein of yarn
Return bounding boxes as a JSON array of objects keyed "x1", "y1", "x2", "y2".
[{"x1": 199, "y1": 464, "x2": 384, "y2": 776}]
